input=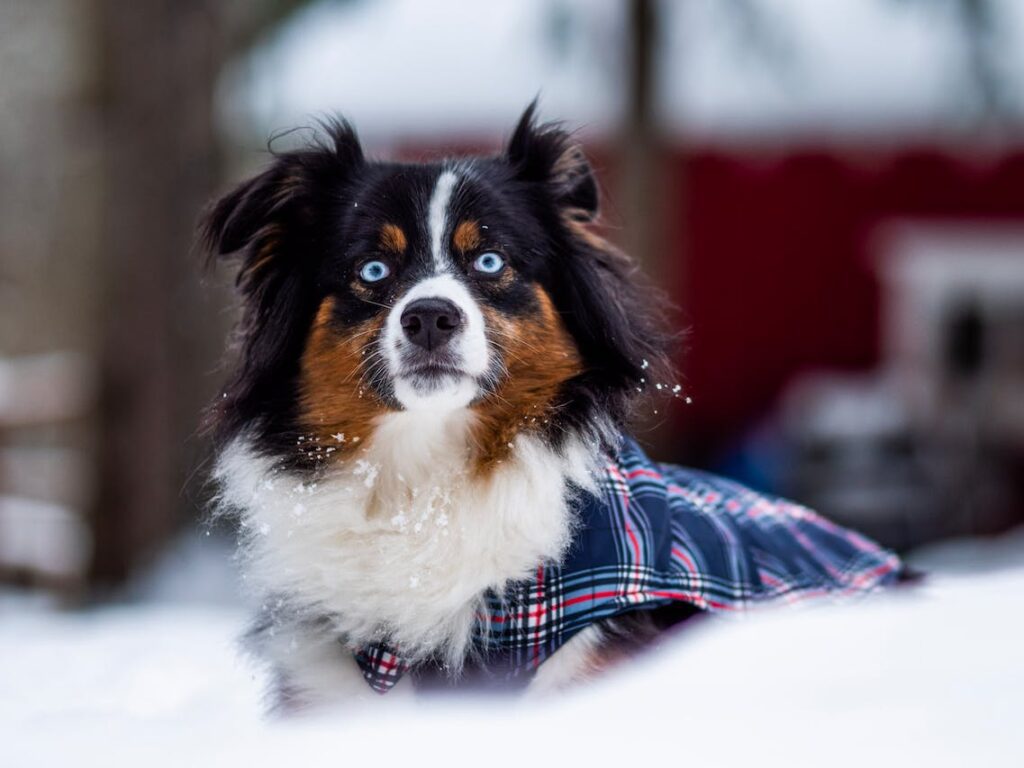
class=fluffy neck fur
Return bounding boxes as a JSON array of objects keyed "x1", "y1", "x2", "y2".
[{"x1": 214, "y1": 407, "x2": 600, "y2": 669}]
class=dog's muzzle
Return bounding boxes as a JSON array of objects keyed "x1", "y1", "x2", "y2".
[{"x1": 383, "y1": 274, "x2": 491, "y2": 410}]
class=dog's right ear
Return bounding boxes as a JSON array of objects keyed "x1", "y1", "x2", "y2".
[
  {"x1": 200, "y1": 120, "x2": 364, "y2": 292},
  {"x1": 199, "y1": 122, "x2": 365, "y2": 439},
  {"x1": 201, "y1": 161, "x2": 294, "y2": 261}
]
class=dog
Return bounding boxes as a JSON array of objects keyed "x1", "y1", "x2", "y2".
[{"x1": 203, "y1": 104, "x2": 902, "y2": 710}]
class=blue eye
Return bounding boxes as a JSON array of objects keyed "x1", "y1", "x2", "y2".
[
  {"x1": 359, "y1": 260, "x2": 390, "y2": 283},
  {"x1": 473, "y1": 252, "x2": 505, "y2": 275}
]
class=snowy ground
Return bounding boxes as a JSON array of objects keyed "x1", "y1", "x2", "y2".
[{"x1": 2, "y1": 530, "x2": 1023, "y2": 768}]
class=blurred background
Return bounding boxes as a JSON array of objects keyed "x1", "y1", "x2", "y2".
[{"x1": 2, "y1": 0, "x2": 1024, "y2": 601}]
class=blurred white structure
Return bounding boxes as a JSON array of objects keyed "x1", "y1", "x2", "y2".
[
  {"x1": 0, "y1": 353, "x2": 97, "y2": 587},
  {"x1": 877, "y1": 222, "x2": 1024, "y2": 439},
  {"x1": 776, "y1": 222, "x2": 1024, "y2": 545}
]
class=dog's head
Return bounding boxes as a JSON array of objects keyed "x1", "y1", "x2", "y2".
[{"x1": 202, "y1": 104, "x2": 672, "y2": 468}]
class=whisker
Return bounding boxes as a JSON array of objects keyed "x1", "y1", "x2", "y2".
[
  {"x1": 486, "y1": 327, "x2": 545, "y2": 355},
  {"x1": 357, "y1": 296, "x2": 395, "y2": 311},
  {"x1": 344, "y1": 325, "x2": 382, "y2": 342}
]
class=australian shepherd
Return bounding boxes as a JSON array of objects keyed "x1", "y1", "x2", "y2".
[{"x1": 202, "y1": 104, "x2": 900, "y2": 710}]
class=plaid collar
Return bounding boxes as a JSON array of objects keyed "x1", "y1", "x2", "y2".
[{"x1": 354, "y1": 436, "x2": 901, "y2": 693}]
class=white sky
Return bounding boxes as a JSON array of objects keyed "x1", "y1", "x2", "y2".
[{"x1": 219, "y1": 0, "x2": 1024, "y2": 145}]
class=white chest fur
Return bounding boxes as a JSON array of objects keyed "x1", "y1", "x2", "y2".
[{"x1": 214, "y1": 408, "x2": 597, "y2": 668}]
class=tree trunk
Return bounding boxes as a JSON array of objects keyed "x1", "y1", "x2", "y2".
[{"x1": 89, "y1": 1, "x2": 226, "y2": 584}]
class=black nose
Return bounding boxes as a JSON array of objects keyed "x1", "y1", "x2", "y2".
[{"x1": 400, "y1": 297, "x2": 463, "y2": 351}]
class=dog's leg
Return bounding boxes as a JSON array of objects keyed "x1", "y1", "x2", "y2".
[
  {"x1": 526, "y1": 609, "x2": 691, "y2": 695},
  {"x1": 526, "y1": 625, "x2": 606, "y2": 695},
  {"x1": 254, "y1": 616, "x2": 414, "y2": 713}
]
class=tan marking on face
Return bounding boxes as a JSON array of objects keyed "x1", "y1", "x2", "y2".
[
  {"x1": 379, "y1": 223, "x2": 408, "y2": 254},
  {"x1": 297, "y1": 298, "x2": 387, "y2": 465},
  {"x1": 470, "y1": 286, "x2": 582, "y2": 473},
  {"x1": 452, "y1": 220, "x2": 481, "y2": 253}
]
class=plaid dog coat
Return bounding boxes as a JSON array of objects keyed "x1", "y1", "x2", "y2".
[{"x1": 354, "y1": 436, "x2": 902, "y2": 693}]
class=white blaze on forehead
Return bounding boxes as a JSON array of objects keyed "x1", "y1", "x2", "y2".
[{"x1": 428, "y1": 170, "x2": 459, "y2": 272}]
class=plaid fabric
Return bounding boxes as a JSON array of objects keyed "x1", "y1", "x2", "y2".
[
  {"x1": 353, "y1": 644, "x2": 411, "y2": 694},
  {"x1": 354, "y1": 435, "x2": 902, "y2": 693}
]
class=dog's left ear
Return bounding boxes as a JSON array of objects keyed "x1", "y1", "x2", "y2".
[{"x1": 505, "y1": 102, "x2": 599, "y2": 222}]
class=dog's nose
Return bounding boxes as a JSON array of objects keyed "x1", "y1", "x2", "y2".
[{"x1": 400, "y1": 298, "x2": 463, "y2": 351}]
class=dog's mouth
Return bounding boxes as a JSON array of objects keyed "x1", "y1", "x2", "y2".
[
  {"x1": 387, "y1": 340, "x2": 488, "y2": 410},
  {"x1": 395, "y1": 345, "x2": 469, "y2": 383},
  {"x1": 401, "y1": 362, "x2": 465, "y2": 379},
  {"x1": 391, "y1": 364, "x2": 480, "y2": 411}
]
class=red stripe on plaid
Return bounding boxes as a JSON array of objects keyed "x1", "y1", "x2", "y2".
[
  {"x1": 625, "y1": 520, "x2": 641, "y2": 565},
  {"x1": 671, "y1": 547, "x2": 698, "y2": 574},
  {"x1": 626, "y1": 468, "x2": 663, "y2": 480},
  {"x1": 532, "y1": 565, "x2": 545, "y2": 668}
]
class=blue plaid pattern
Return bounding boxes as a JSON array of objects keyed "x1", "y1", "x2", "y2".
[{"x1": 354, "y1": 436, "x2": 902, "y2": 693}]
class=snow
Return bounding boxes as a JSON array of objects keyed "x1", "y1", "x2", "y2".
[{"x1": 2, "y1": 531, "x2": 1023, "y2": 767}]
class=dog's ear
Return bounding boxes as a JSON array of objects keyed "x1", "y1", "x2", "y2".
[
  {"x1": 200, "y1": 119, "x2": 364, "y2": 291},
  {"x1": 201, "y1": 161, "x2": 294, "y2": 261},
  {"x1": 504, "y1": 105, "x2": 675, "y2": 429},
  {"x1": 199, "y1": 121, "x2": 364, "y2": 439},
  {"x1": 550, "y1": 226, "x2": 676, "y2": 428},
  {"x1": 505, "y1": 101, "x2": 599, "y2": 222}
]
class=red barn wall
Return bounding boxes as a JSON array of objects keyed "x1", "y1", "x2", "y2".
[{"x1": 671, "y1": 146, "x2": 1024, "y2": 464}]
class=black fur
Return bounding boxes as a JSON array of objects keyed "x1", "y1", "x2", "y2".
[
  {"x1": 201, "y1": 103, "x2": 674, "y2": 458},
  {"x1": 201, "y1": 121, "x2": 367, "y2": 455}
]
